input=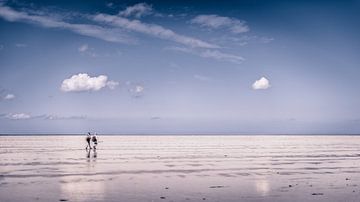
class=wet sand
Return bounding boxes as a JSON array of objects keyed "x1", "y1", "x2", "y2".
[{"x1": 0, "y1": 135, "x2": 360, "y2": 201}]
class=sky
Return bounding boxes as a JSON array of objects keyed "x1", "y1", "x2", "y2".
[{"x1": 0, "y1": 0, "x2": 359, "y2": 134}]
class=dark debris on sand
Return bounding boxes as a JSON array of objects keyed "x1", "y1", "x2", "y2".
[
  {"x1": 59, "y1": 199, "x2": 68, "y2": 201},
  {"x1": 311, "y1": 193, "x2": 324, "y2": 196},
  {"x1": 209, "y1": 185, "x2": 225, "y2": 188}
]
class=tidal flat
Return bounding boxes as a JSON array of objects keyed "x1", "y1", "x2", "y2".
[{"x1": 1, "y1": 135, "x2": 359, "y2": 202}]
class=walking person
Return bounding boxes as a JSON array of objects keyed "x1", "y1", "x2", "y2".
[
  {"x1": 92, "y1": 133, "x2": 98, "y2": 150},
  {"x1": 86, "y1": 132, "x2": 92, "y2": 150}
]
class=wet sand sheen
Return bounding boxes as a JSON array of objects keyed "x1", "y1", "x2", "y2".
[{"x1": 0, "y1": 135, "x2": 360, "y2": 201}]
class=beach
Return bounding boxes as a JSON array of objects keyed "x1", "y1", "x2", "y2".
[{"x1": 0, "y1": 135, "x2": 359, "y2": 202}]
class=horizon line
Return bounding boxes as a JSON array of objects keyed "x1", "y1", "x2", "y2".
[{"x1": 1, "y1": 133, "x2": 360, "y2": 136}]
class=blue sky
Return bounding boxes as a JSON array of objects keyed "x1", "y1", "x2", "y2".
[{"x1": 0, "y1": 0, "x2": 359, "y2": 134}]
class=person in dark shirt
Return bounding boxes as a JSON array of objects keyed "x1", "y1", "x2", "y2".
[
  {"x1": 86, "y1": 132, "x2": 92, "y2": 150},
  {"x1": 92, "y1": 133, "x2": 98, "y2": 150}
]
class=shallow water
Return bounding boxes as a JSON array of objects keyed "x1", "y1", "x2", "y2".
[{"x1": 0, "y1": 135, "x2": 360, "y2": 201}]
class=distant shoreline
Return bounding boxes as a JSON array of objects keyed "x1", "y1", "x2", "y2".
[{"x1": 1, "y1": 134, "x2": 360, "y2": 136}]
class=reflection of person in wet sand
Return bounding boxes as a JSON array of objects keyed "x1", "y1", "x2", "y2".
[
  {"x1": 86, "y1": 146, "x2": 97, "y2": 159},
  {"x1": 86, "y1": 148, "x2": 91, "y2": 158},
  {"x1": 86, "y1": 132, "x2": 92, "y2": 150},
  {"x1": 93, "y1": 150, "x2": 97, "y2": 158},
  {"x1": 86, "y1": 149, "x2": 97, "y2": 159}
]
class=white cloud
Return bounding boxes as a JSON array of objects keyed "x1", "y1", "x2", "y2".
[
  {"x1": 6, "y1": 113, "x2": 31, "y2": 120},
  {"x1": 0, "y1": 4, "x2": 218, "y2": 50},
  {"x1": 1, "y1": 112, "x2": 87, "y2": 120},
  {"x1": 127, "y1": 83, "x2": 145, "y2": 97},
  {"x1": 93, "y1": 14, "x2": 218, "y2": 49},
  {"x1": 252, "y1": 77, "x2": 270, "y2": 90},
  {"x1": 0, "y1": 5, "x2": 134, "y2": 44},
  {"x1": 213, "y1": 35, "x2": 274, "y2": 47},
  {"x1": 191, "y1": 14, "x2": 249, "y2": 34},
  {"x1": 106, "y1": 80, "x2": 119, "y2": 90},
  {"x1": 119, "y1": 3, "x2": 153, "y2": 18},
  {"x1": 4, "y1": 94, "x2": 15, "y2": 100},
  {"x1": 214, "y1": 35, "x2": 253, "y2": 46},
  {"x1": 45, "y1": 115, "x2": 86, "y2": 120},
  {"x1": 60, "y1": 73, "x2": 119, "y2": 92},
  {"x1": 167, "y1": 46, "x2": 244, "y2": 64},
  {"x1": 200, "y1": 49, "x2": 244, "y2": 64},
  {"x1": 78, "y1": 44, "x2": 88, "y2": 52},
  {"x1": 134, "y1": 85, "x2": 144, "y2": 93}
]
